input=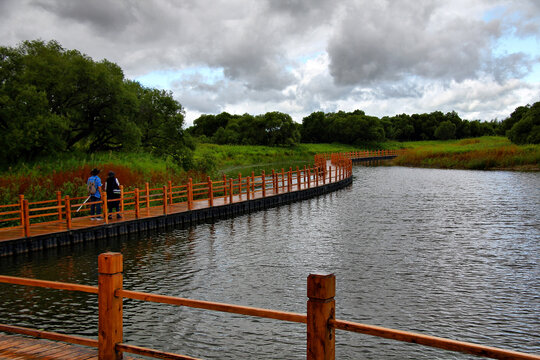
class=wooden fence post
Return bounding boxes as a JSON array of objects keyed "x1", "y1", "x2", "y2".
[
  {"x1": 23, "y1": 200, "x2": 30, "y2": 237},
  {"x1": 98, "y1": 252, "x2": 123, "y2": 360},
  {"x1": 145, "y1": 183, "x2": 150, "y2": 216},
  {"x1": 18, "y1": 195, "x2": 24, "y2": 231},
  {"x1": 315, "y1": 167, "x2": 319, "y2": 187},
  {"x1": 120, "y1": 185, "x2": 124, "y2": 216},
  {"x1": 102, "y1": 191, "x2": 109, "y2": 224},
  {"x1": 162, "y1": 185, "x2": 168, "y2": 215},
  {"x1": 56, "y1": 191, "x2": 62, "y2": 221},
  {"x1": 187, "y1": 179, "x2": 193, "y2": 210},
  {"x1": 208, "y1": 177, "x2": 214, "y2": 207},
  {"x1": 229, "y1": 178, "x2": 234, "y2": 203},
  {"x1": 271, "y1": 169, "x2": 276, "y2": 194},
  {"x1": 297, "y1": 167, "x2": 301, "y2": 190},
  {"x1": 307, "y1": 273, "x2": 335, "y2": 360},
  {"x1": 238, "y1": 174, "x2": 242, "y2": 200},
  {"x1": 135, "y1": 188, "x2": 140, "y2": 219},
  {"x1": 251, "y1": 171, "x2": 255, "y2": 194},
  {"x1": 246, "y1": 177, "x2": 251, "y2": 200},
  {"x1": 168, "y1": 181, "x2": 173, "y2": 205},
  {"x1": 262, "y1": 171, "x2": 266, "y2": 197},
  {"x1": 65, "y1": 196, "x2": 72, "y2": 230}
]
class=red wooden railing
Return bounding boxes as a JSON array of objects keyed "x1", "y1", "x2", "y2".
[
  {"x1": 0, "y1": 153, "x2": 355, "y2": 238},
  {"x1": 0, "y1": 253, "x2": 538, "y2": 359}
]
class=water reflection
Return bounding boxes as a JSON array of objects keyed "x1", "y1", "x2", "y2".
[{"x1": 1, "y1": 167, "x2": 539, "y2": 359}]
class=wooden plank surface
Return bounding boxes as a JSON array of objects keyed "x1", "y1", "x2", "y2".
[{"x1": 0, "y1": 333, "x2": 141, "y2": 359}]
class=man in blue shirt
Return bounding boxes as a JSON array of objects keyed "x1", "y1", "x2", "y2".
[{"x1": 87, "y1": 168, "x2": 103, "y2": 220}]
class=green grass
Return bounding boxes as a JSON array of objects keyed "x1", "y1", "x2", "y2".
[{"x1": 393, "y1": 137, "x2": 540, "y2": 170}]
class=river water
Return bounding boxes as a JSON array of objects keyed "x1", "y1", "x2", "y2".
[{"x1": 1, "y1": 166, "x2": 539, "y2": 359}]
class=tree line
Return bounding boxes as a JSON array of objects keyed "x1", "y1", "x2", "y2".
[
  {"x1": 1, "y1": 40, "x2": 538, "y2": 170},
  {"x1": 189, "y1": 104, "x2": 539, "y2": 146}
]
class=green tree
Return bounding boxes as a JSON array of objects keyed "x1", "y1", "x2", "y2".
[
  {"x1": 507, "y1": 102, "x2": 540, "y2": 144},
  {"x1": 434, "y1": 121, "x2": 456, "y2": 140}
]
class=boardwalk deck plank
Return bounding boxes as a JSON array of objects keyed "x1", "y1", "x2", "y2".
[{"x1": 0, "y1": 333, "x2": 141, "y2": 359}]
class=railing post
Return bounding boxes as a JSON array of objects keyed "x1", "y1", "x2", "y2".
[
  {"x1": 307, "y1": 168, "x2": 311, "y2": 189},
  {"x1": 262, "y1": 171, "x2": 266, "y2": 197},
  {"x1": 65, "y1": 196, "x2": 72, "y2": 230},
  {"x1": 120, "y1": 185, "x2": 124, "y2": 216},
  {"x1": 162, "y1": 185, "x2": 168, "y2": 215},
  {"x1": 297, "y1": 167, "x2": 301, "y2": 190},
  {"x1": 288, "y1": 169, "x2": 292, "y2": 192},
  {"x1": 208, "y1": 177, "x2": 214, "y2": 207},
  {"x1": 168, "y1": 181, "x2": 173, "y2": 205},
  {"x1": 229, "y1": 178, "x2": 234, "y2": 203},
  {"x1": 56, "y1": 191, "x2": 62, "y2": 221},
  {"x1": 187, "y1": 179, "x2": 193, "y2": 210},
  {"x1": 18, "y1": 194, "x2": 24, "y2": 231},
  {"x1": 145, "y1": 183, "x2": 150, "y2": 216},
  {"x1": 251, "y1": 171, "x2": 255, "y2": 195},
  {"x1": 98, "y1": 252, "x2": 123, "y2": 360},
  {"x1": 315, "y1": 167, "x2": 319, "y2": 187},
  {"x1": 223, "y1": 174, "x2": 227, "y2": 198},
  {"x1": 246, "y1": 177, "x2": 251, "y2": 200},
  {"x1": 307, "y1": 273, "x2": 335, "y2": 360},
  {"x1": 135, "y1": 188, "x2": 140, "y2": 219},
  {"x1": 103, "y1": 191, "x2": 109, "y2": 224},
  {"x1": 271, "y1": 169, "x2": 276, "y2": 194},
  {"x1": 23, "y1": 199, "x2": 30, "y2": 237},
  {"x1": 238, "y1": 174, "x2": 242, "y2": 200},
  {"x1": 281, "y1": 168, "x2": 285, "y2": 192}
]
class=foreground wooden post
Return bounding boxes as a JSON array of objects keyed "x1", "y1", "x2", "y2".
[
  {"x1": 307, "y1": 273, "x2": 335, "y2": 360},
  {"x1": 297, "y1": 167, "x2": 301, "y2": 190},
  {"x1": 98, "y1": 252, "x2": 123, "y2": 360}
]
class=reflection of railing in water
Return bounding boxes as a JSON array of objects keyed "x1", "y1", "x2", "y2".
[
  {"x1": 0, "y1": 252, "x2": 538, "y2": 360},
  {"x1": 0, "y1": 154, "x2": 357, "y2": 239}
]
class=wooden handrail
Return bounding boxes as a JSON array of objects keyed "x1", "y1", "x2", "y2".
[
  {"x1": 117, "y1": 289, "x2": 307, "y2": 324},
  {"x1": 331, "y1": 319, "x2": 539, "y2": 360},
  {"x1": 0, "y1": 275, "x2": 98, "y2": 294},
  {"x1": 0, "y1": 256, "x2": 538, "y2": 360},
  {"x1": 0, "y1": 324, "x2": 98, "y2": 348}
]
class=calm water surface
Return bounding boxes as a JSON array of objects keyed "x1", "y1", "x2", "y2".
[{"x1": 1, "y1": 166, "x2": 539, "y2": 359}]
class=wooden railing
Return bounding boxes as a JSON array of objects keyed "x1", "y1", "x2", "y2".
[
  {"x1": 0, "y1": 155, "x2": 354, "y2": 237},
  {"x1": 0, "y1": 253, "x2": 538, "y2": 360}
]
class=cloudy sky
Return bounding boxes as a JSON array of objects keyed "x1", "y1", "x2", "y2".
[{"x1": 1, "y1": 0, "x2": 539, "y2": 125}]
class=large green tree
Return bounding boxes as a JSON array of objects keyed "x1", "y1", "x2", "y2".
[{"x1": 0, "y1": 40, "x2": 192, "y2": 168}]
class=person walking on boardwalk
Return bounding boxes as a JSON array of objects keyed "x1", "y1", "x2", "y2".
[
  {"x1": 105, "y1": 171, "x2": 122, "y2": 219},
  {"x1": 87, "y1": 168, "x2": 103, "y2": 220}
]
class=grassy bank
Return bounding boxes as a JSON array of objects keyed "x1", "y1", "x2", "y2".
[
  {"x1": 392, "y1": 137, "x2": 540, "y2": 170},
  {"x1": 0, "y1": 138, "x2": 537, "y2": 205}
]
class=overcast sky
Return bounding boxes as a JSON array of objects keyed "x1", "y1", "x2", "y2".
[{"x1": 1, "y1": 0, "x2": 539, "y2": 125}]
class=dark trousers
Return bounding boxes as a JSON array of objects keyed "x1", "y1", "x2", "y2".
[{"x1": 90, "y1": 195, "x2": 102, "y2": 215}]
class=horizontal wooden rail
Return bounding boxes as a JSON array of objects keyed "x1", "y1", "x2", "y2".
[
  {"x1": 0, "y1": 275, "x2": 98, "y2": 294},
  {"x1": 0, "y1": 323, "x2": 98, "y2": 348},
  {"x1": 331, "y1": 319, "x2": 539, "y2": 360},
  {"x1": 117, "y1": 289, "x2": 307, "y2": 324},
  {"x1": 116, "y1": 343, "x2": 202, "y2": 360},
  {"x1": 1, "y1": 257, "x2": 538, "y2": 360}
]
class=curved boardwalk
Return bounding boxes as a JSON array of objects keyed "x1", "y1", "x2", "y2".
[{"x1": 0, "y1": 153, "x2": 367, "y2": 256}]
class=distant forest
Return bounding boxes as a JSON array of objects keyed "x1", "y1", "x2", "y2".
[
  {"x1": 1, "y1": 40, "x2": 538, "y2": 169},
  {"x1": 188, "y1": 104, "x2": 539, "y2": 147}
]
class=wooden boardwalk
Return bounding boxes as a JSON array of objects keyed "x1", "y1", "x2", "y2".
[
  {"x1": 0, "y1": 182, "x2": 308, "y2": 242},
  {"x1": 0, "y1": 333, "x2": 142, "y2": 360}
]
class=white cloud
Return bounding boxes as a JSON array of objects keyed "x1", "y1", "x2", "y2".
[{"x1": 1, "y1": 0, "x2": 539, "y2": 126}]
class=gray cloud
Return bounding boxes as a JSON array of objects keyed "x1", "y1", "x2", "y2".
[{"x1": 1, "y1": 0, "x2": 539, "y2": 123}]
